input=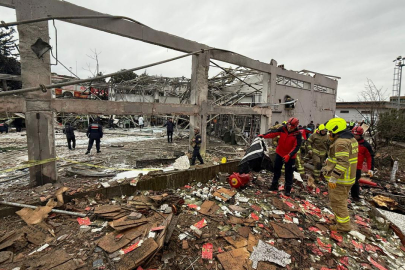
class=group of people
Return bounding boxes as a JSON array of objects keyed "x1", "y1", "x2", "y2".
[
  {"x1": 259, "y1": 116, "x2": 374, "y2": 232},
  {"x1": 0, "y1": 118, "x2": 23, "y2": 133},
  {"x1": 62, "y1": 119, "x2": 103, "y2": 154},
  {"x1": 62, "y1": 117, "x2": 205, "y2": 166}
]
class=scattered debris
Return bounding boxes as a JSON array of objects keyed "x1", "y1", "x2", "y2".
[{"x1": 250, "y1": 240, "x2": 291, "y2": 268}]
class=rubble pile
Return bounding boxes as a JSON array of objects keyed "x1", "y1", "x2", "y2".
[{"x1": 1, "y1": 167, "x2": 405, "y2": 269}]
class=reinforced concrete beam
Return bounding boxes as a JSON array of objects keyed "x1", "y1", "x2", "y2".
[{"x1": 0, "y1": 98, "x2": 273, "y2": 116}]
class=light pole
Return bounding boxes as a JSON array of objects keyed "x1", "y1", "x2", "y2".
[{"x1": 393, "y1": 56, "x2": 405, "y2": 110}]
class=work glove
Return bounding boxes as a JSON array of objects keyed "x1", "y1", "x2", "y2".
[
  {"x1": 367, "y1": 170, "x2": 374, "y2": 177},
  {"x1": 328, "y1": 176, "x2": 337, "y2": 189},
  {"x1": 283, "y1": 154, "x2": 290, "y2": 163}
]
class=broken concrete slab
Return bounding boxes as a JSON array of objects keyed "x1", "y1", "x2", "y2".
[{"x1": 250, "y1": 240, "x2": 291, "y2": 268}]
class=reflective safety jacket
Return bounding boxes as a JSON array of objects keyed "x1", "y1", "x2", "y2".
[
  {"x1": 307, "y1": 131, "x2": 330, "y2": 157},
  {"x1": 323, "y1": 130, "x2": 358, "y2": 185},
  {"x1": 269, "y1": 123, "x2": 283, "y2": 147}
]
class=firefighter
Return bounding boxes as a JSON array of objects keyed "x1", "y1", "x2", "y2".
[
  {"x1": 307, "y1": 124, "x2": 330, "y2": 181},
  {"x1": 351, "y1": 126, "x2": 374, "y2": 201},
  {"x1": 85, "y1": 118, "x2": 103, "y2": 154},
  {"x1": 269, "y1": 121, "x2": 283, "y2": 147},
  {"x1": 322, "y1": 117, "x2": 358, "y2": 232},
  {"x1": 258, "y1": 117, "x2": 302, "y2": 196},
  {"x1": 295, "y1": 126, "x2": 312, "y2": 175},
  {"x1": 190, "y1": 127, "x2": 204, "y2": 165},
  {"x1": 63, "y1": 122, "x2": 76, "y2": 150}
]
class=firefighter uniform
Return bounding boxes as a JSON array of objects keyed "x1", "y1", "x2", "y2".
[
  {"x1": 323, "y1": 118, "x2": 358, "y2": 232},
  {"x1": 269, "y1": 123, "x2": 283, "y2": 147},
  {"x1": 307, "y1": 125, "x2": 330, "y2": 180}
]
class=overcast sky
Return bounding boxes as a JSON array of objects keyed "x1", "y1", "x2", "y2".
[{"x1": 1, "y1": 0, "x2": 404, "y2": 101}]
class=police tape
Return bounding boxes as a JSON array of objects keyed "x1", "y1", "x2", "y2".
[{"x1": 0, "y1": 157, "x2": 159, "y2": 174}]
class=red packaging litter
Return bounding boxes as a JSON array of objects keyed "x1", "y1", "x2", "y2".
[
  {"x1": 330, "y1": 231, "x2": 343, "y2": 243},
  {"x1": 351, "y1": 239, "x2": 364, "y2": 251},
  {"x1": 187, "y1": 204, "x2": 198, "y2": 209},
  {"x1": 250, "y1": 213, "x2": 259, "y2": 221},
  {"x1": 368, "y1": 256, "x2": 388, "y2": 270},
  {"x1": 202, "y1": 243, "x2": 213, "y2": 260},
  {"x1": 77, "y1": 217, "x2": 91, "y2": 225},
  {"x1": 193, "y1": 219, "x2": 207, "y2": 229},
  {"x1": 120, "y1": 240, "x2": 142, "y2": 254}
]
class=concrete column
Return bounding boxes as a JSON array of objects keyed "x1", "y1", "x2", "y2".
[
  {"x1": 260, "y1": 72, "x2": 272, "y2": 134},
  {"x1": 16, "y1": 0, "x2": 57, "y2": 186},
  {"x1": 189, "y1": 51, "x2": 209, "y2": 154}
]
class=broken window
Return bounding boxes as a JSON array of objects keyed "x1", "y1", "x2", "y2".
[
  {"x1": 276, "y1": 75, "x2": 311, "y2": 90},
  {"x1": 284, "y1": 95, "x2": 295, "y2": 110},
  {"x1": 340, "y1": 110, "x2": 349, "y2": 113},
  {"x1": 314, "y1": 84, "x2": 335, "y2": 94}
]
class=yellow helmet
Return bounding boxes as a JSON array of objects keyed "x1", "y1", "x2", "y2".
[
  {"x1": 282, "y1": 121, "x2": 287, "y2": 124},
  {"x1": 318, "y1": 124, "x2": 326, "y2": 131},
  {"x1": 325, "y1": 118, "x2": 347, "y2": 134}
]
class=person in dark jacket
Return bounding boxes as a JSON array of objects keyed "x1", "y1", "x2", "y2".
[
  {"x1": 85, "y1": 119, "x2": 103, "y2": 154},
  {"x1": 63, "y1": 122, "x2": 76, "y2": 150},
  {"x1": 351, "y1": 126, "x2": 374, "y2": 201},
  {"x1": 163, "y1": 118, "x2": 176, "y2": 143},
  {"x1": 307, "y1": 121, "x2": 315, "y2": 132},
  {"x1": 0, "y1": 122, "x2": 8, "y2": 134},
  {"x1": 190, "y1": 127, "x2": 204, "y2": 165},
  {"x1": 258, "y1": 117, "x2": 302, "y2": 196},
  {"x1": 14, "y1": 118, "x2": 23, "y2": 132}
]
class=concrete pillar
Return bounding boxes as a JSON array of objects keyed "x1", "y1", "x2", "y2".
[
  {"x1": 16, "y1": 0, "x2": 57, "y2": 186},
  {"x1": 189, "y1": 51, "x2": 209, "y2": 154},
  {"x1": 260, "y1": 72, "x2": 272, "y2": 134}
]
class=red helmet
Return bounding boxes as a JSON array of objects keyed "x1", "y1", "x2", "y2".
[
  {"x1": 352, "y1": 126, "x2": 364, "y2": 136},
  {"x1": 287, "y1": 117, "x2": 299, "y2": 128}
]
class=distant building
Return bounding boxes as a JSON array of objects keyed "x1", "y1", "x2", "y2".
[{"x1": 336, "y1": 98, "x2": 405, "y2": 123}]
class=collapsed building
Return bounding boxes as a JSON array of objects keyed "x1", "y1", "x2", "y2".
[{"x1": 2, "y1": 1, "x2": 403, "y2": 270}]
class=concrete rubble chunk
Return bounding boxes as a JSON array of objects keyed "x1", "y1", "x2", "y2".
[
  {"x1": 173, "y1": 155, "x2": 190, "y2": 170},
  {"x1": 377, "y1": 208, "x2": 405, "y2": 235},
  {"x1": 250, "y1": 240, "x2": 291, "y2": 268}
]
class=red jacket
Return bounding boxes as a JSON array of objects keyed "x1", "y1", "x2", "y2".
[
  {"x1": 357, "y1": 138, "x2": 375, "y2": 170},
  {"x1": 299, "y1": 128, "x2": 312, "y2": 141},
  {"x1": 262, "y1": 126, "x2": 302, "y2": 158}
]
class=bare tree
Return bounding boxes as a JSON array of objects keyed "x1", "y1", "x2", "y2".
[
  {"x1": 83, "y1": 48, "x2": 101, "y2": 77},
  {"x1": 357, "y1": 78, "x2": 388, "y2": 150}
]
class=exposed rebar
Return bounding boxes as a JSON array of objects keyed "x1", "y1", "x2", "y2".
[
  {"x1": 0, "y1": 201, "x2": 87, "y2": 217},
  {"x1": 0, "y1": 49, "x2": 206, "y2": 97}
]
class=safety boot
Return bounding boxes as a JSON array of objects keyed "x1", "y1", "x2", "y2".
[
  {"x1": 284, "y1": 186, "x2": 292, "y2": 197},
  {"x1": 85, "y1": 151, "x2": 90, "y2": 155},
  {"x1": 97, "y1": 150, "x2": 101, "y2": 153},
  {"x1": 269, "y1": 183, "x2": 278, "y2": 191}
]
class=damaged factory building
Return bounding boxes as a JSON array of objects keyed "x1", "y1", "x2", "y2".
[{"x1": 1, "y1": 1, "x2": 405, "y2": 270}]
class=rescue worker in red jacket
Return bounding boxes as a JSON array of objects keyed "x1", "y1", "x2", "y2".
[
  {"x1": 351, "y1": 126, "x2": 374, "y2": 201},
  {"x1": 259, "y1": 117, "x2": 302, "y2": 196}
]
